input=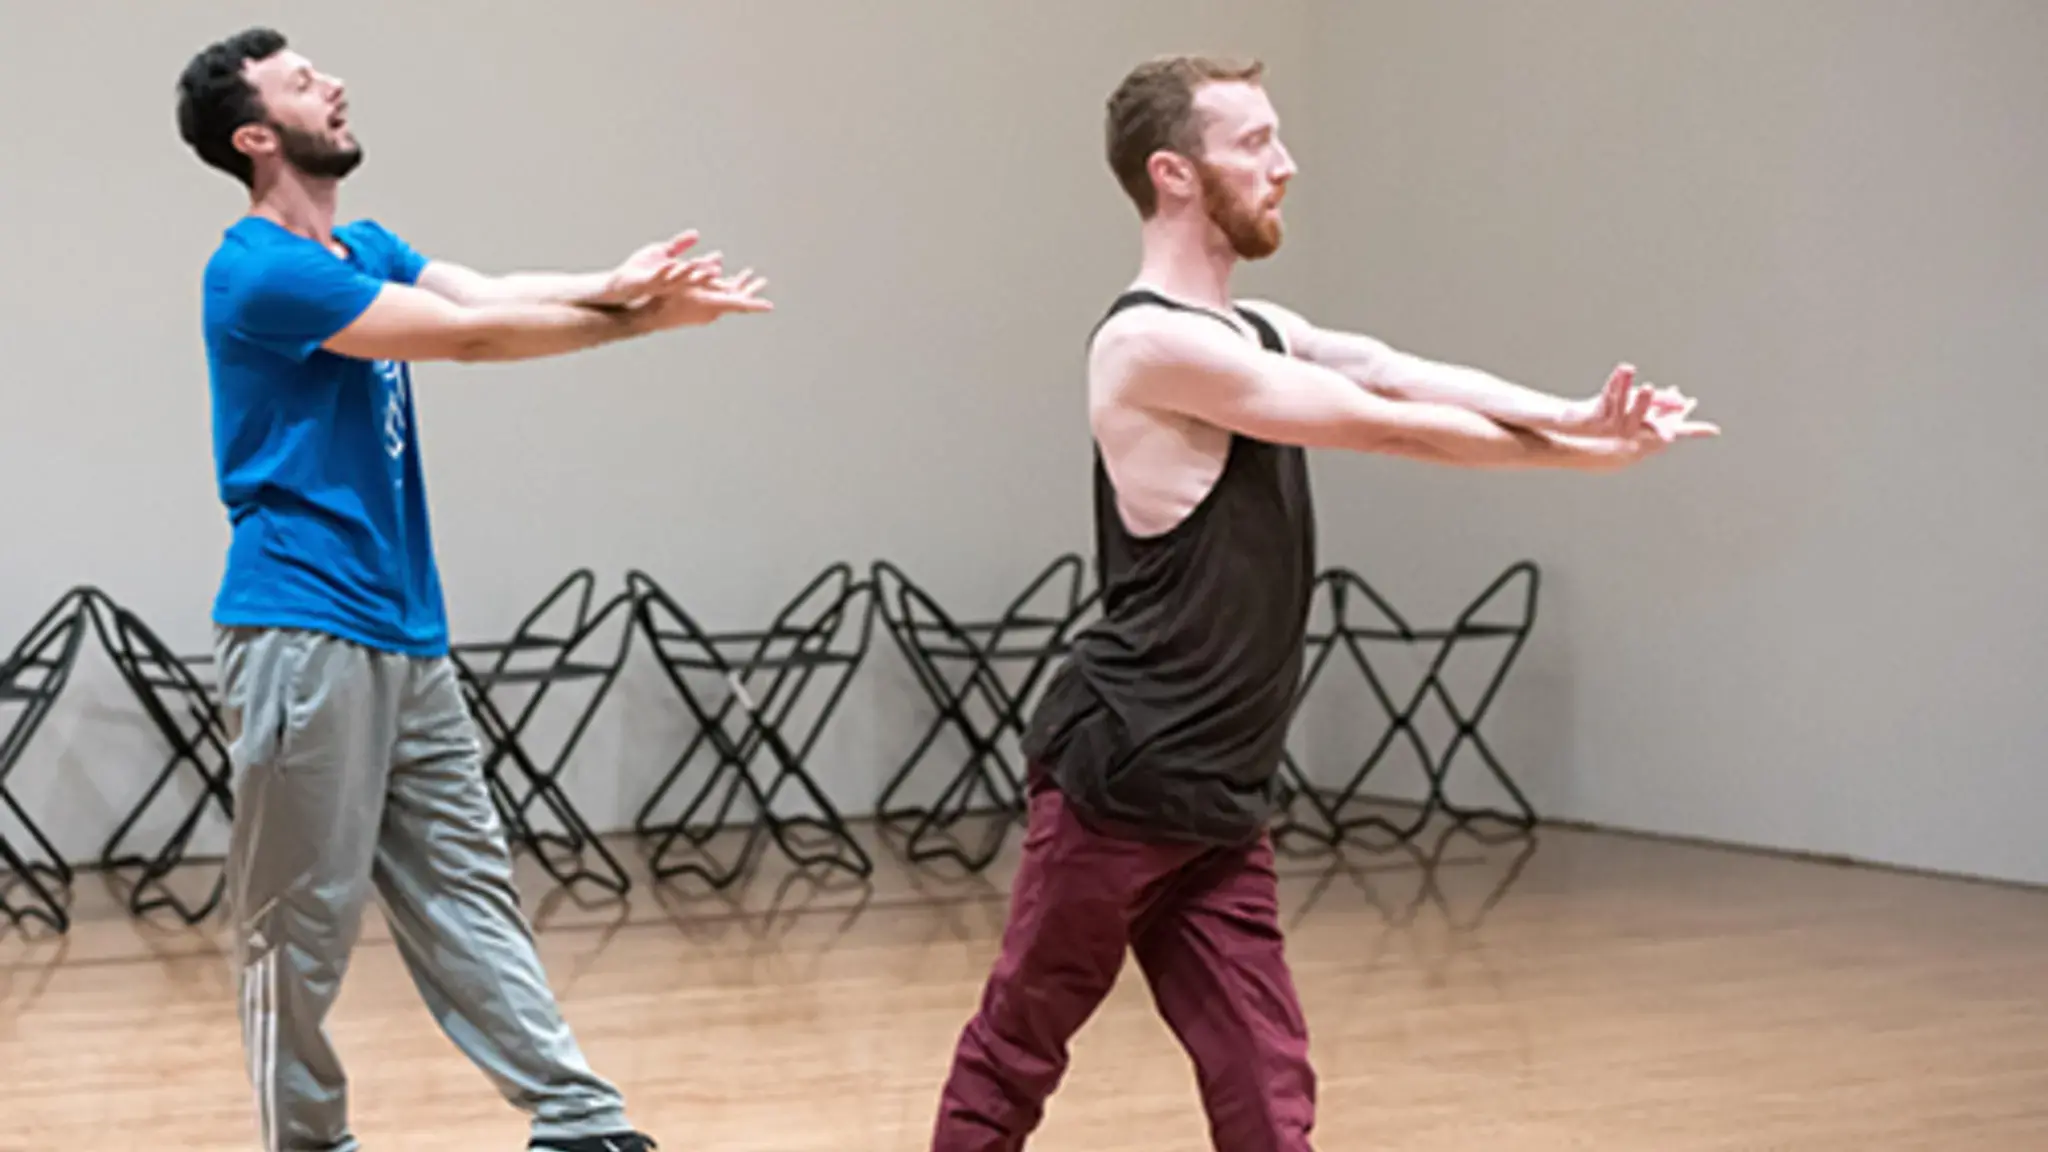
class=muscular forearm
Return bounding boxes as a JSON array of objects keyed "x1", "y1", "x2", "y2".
[
  {"x1": 452, "y1": 299, "x2": 644, "y2": 361},
  {"x1": 1307, "y1": 329, "x2": 1578, "y2": 430},
  {"x1": 1354, "y1": 397, "x2": 1618, "y2": 471},
  {"x1": 417, "y1": 261, "x2": 614, "y2": 308},
  {"x1": 479, "y1": 271, "x2": 614, "y2": 306},
  {"x1": 1378, "y1": 359, "x2": 1576, "y2": 430}
]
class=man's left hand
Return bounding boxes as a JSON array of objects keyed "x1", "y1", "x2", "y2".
[
  {"x1": 591, "y1": 230, "x2": 726, "y2": 306},
  {"x1": 1562, "y1": 363, "x2": 1697, "y2": 438}
]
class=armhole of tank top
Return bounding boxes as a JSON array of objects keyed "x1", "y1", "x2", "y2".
[
  {"x1": 1089, "y1": 289, "x2": 1253, "y2": 545},
  {"x1": 1099, "y1": 437, "x2": 1241, "y2": 547},
  {"x1": 1232, "y1": 302, "x2": 1290, "y2": 358}
]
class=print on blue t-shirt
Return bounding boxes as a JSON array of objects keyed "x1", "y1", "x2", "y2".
[{"x1": 201, "y1": 216, "x2": 449, "y2": 657}]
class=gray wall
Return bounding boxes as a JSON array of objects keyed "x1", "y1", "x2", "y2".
[
  {"x1": 1287, "y1": 0, "x2": 2047, "y2": 884},
  {"x1": 0, "y1": 1, "x2": 1314, "y2": 862},
  {"x1": 2, "y1": 1, "x2": 2039, "y2": 886}
]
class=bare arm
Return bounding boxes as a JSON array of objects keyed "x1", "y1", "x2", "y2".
[
  {"x1": 1103, "y1": 312, "x2": 1651, "y2": 471},
  {"x1": 1306, "y1": 327, "x2": 1585, "y2": 429},
  {"x1": 321, "y1": 282, "x2": 653, "y2": 363},
  {"x1": 415, "y1": 230, "x2": 713, "y2": 309},
  {"x1": 415, "y1": 261, "x2": 614, "y2": 308},
  {"x1": 228, "y1": 230, "x2": 766, "y2": 366},
  {"x1": 1239, "y1": 299, "x2": 1593, "y2": 431}
]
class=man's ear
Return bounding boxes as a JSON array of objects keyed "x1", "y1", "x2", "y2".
[
  {"x1": 231, "y1": 121, "x2": 275, "y2": 163},
  {"x1": 1147, "y1": 149, "x2": 1198, "y2": 206}
]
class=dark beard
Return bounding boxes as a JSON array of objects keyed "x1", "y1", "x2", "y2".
[
  {"x1": 276, "y1": 123, "x2": 362, "y2": 180},
  {"x1": 1197, "y1": 159, "x2": 1282, "y2": 260}
]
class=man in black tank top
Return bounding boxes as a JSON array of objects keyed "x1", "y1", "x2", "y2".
[
  {"x1": 1027, "y1": 287, "x2": 1317, "y2": 847},
  {"x1": 931, "y1": 56, "x2": 1717, "y2": 1152}
]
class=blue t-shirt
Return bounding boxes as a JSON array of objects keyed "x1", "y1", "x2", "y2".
[{"x1": 201, "y1": 216, "x2": 448, "y2": 657}]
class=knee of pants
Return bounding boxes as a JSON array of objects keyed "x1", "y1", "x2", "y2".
[
  {"x1": 977, "y1": 959, "x2": 1109, "y2": 1052},
  {"x1": 984, "y1": 901, "x2": 1130, "y2": 1029},
  {"x1": 238, "y1": 870, "x2": 378, "y2": 963}
]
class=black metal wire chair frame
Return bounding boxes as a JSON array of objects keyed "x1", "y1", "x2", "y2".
[
  {"x1": 868, "y1": 556, "x2": 1098, "y2": 873},
  {"x1": 85, "y1": 592, "x2": 236, "y2": 926},
  {"x1": 1276, "y1": 561, "x2": 1541, "y2": 851},
  {"x1": 627, "y1": 563, "x2": 879, "y2": 890},
  {"x1": 0, "y1": 586, "x2": 97, "y2": 934},
  {"x1": 450, "y1": 568, "x2": 639, "y2": 900}
]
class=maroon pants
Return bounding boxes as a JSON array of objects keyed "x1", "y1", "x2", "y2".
[{"x1": 930, "y1": 772, "x2": 1316, "y2": 1151}]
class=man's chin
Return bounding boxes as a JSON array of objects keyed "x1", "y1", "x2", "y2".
[
  {"x1": 297, "y1": 151, "x2": 364, "y2": 181},
  {"x1": 1237, "y1": 231, "x2": 1283, "y2": 261}
]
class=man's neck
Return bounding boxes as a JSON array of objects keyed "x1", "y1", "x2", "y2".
[
  {"x1": 249, "y1": 173, "x2": 342, "y2": 248},
  {"x1": 1132, "y1": 212, "x2": 1238, "y2": 313}
]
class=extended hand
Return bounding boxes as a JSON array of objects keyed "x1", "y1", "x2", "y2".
[
  {"x1": 1578, "y1": 405, "x2": 1721, "y2": 471},
  {"x1": 591, "y1": 230, "x2": 727, "y2": 306},
  {"x1": 1563, "y1": 363, "x2": 1699, "y2": 438},
  {"x1": 636, "y1": 266, "x2": 773, "y2": 330}
]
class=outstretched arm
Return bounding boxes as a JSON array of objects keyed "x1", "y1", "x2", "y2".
[
  {"x1": 1241, "y1": 299, "x2": 1692, "y2": 436},
  {"x1": 229, "y1": 240, "x2": 769, "y2": 366},
  {"x1": 1102, "y1": 311, "x2": 1708, "y2": 471},
  {"x1": 325, "y1": 268, "x2": 770, "y2": 364},
  {"x1": 416, "y1": 230, "x2": 715, "y2": 309},
  {"x1": 417, "y1": 263, "x2": 613, "y2": 308},
  {"x1": 324, "y1": 283, "x2": 661, "y2": 363}
]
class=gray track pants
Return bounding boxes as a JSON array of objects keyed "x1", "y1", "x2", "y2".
[{"x1": 215, "y1": 625, "x2": 630, "y2": 1152}]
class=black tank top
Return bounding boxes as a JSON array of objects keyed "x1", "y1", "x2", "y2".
[{"x1": 1022, "y1": 289, "x2": 1317, "y2": 845}]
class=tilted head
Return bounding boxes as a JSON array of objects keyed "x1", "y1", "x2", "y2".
[
  {"x1": 177, "y1": 27, "x2": 361, "y2": 189},
  {"x1": 1105, "y1": 55, "x2": 1296, "y2": 259}
]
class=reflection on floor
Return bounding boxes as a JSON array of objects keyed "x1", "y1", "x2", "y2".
[{"x1": 5, "y1": 808, "x2": 2047, "y2": 1150}]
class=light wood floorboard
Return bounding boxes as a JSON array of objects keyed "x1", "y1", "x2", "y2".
[{"x1": 4, "y1": 814, "x2": 2047, "y2": 1150}]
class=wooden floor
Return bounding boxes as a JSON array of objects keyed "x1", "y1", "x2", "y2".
[{"x1": 5, "y1": 812, "x2": 2048, "y2": 1150}]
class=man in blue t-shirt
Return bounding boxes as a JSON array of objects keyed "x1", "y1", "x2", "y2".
[{"x1": 178, "y1": 27, "x2": 769, "y2": 1152}]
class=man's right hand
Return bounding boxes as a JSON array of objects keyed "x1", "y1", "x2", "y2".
[
  {"x1": 1568, "y1": 405, "x2": 1722, "y2": 471},
  {"x1": 1557, "y1": 364, "x2": 1699, "y2": 439},
  {"x1": 631, "y1": 266, "x2": 774, "y2": 332}
]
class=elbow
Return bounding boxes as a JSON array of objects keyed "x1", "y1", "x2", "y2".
[
  {"x1": 1342, "y1": 417, "x2": 1501, "y2": 466},
  {"x1": 443, "y1": 314, "x2": 508, "y2": 363},
  {"x1": 1333, "y1": 414, "x2": 1413, "y2": 456},
  {"x1": 1360, "y1": 379, "x2": 1420, "y2": 406},
  {"x1": 1372, "y1": 437, "x2": 1454, "y2": 465},
  {"x1": 447, "y1": 336, "x2": 499, "y2": 363},
  {"x1": 321, "y1": 289, "x2": 511, "y2": 364}
]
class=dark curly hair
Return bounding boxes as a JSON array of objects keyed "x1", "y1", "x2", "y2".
[{"x1": 176, "y1": 27, "x2": 289, "y2": 187}]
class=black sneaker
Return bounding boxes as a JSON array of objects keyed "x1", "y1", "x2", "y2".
[{"x1": 530, "y1": 1134, "x2": 657, "y2": 1152}]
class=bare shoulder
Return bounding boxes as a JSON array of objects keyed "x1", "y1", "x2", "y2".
[
  {"x1": 1088, "y1": 305, "x2": 1258, "y2": 409},
  {"x1": 1234, "y1": 298, "x2": 1407, "y2": 375},
  {"x1": 1232, "y1": 297, "x2": 1316, "y2": 354},
  {"x1": 1089, "y1": 307, "x2": 1228, "y2": 424}
]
